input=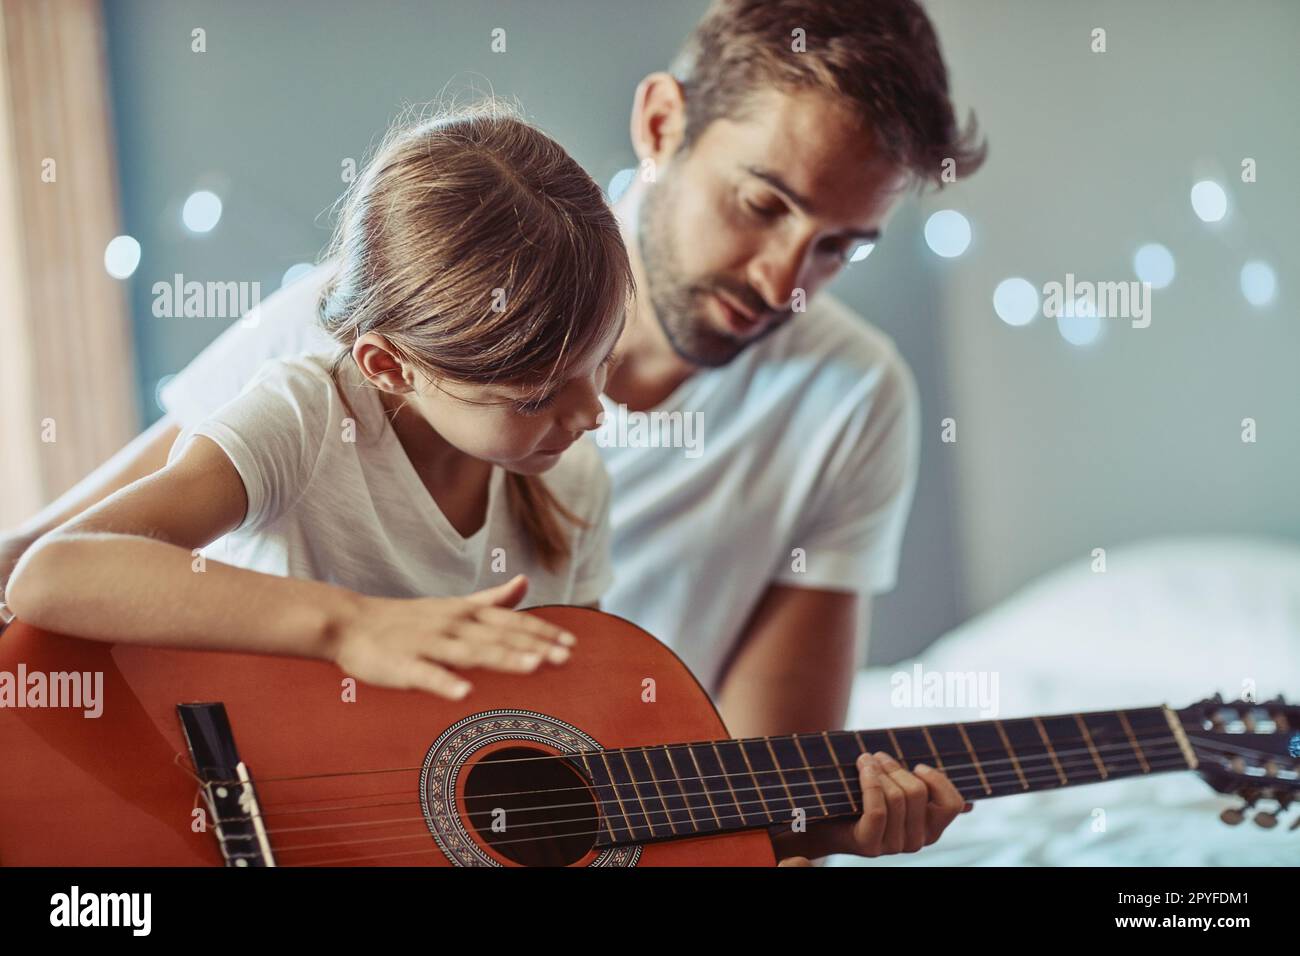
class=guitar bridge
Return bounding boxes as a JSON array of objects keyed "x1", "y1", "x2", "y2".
[{"x1": 178, "y1": 702, "x2": 276, "y2": 867}]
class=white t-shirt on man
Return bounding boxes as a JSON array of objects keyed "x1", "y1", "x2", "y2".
[
  {"x1": 161, "y1": 263, "x2": 918, "y2": 695},
  {"x1": 167, "y1": 347, "x2": 613, "y2": 607}
]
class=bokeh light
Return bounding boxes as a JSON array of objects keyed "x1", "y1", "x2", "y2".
[
  {"x1": 924, "y1": 209, "x2": 972, "y2": 258},
  {"x1": 993, "y1": 277, "x2": 1039, "y2": 326},
  {"x1": 1133, "y1": 243, "x2": 1176, "y2": 289},
  {"x1": 104, "y1": 235, "x2": 141, "y2": 279},
  {"x1": 182, "y1": 190, "x2": 223, "y2": 233}
]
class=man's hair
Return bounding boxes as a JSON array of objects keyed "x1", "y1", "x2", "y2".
[{"x1": 670, "y1": 0, "x2": 986, "y2": 188}]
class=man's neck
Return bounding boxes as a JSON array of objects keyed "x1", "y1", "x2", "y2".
[{"x1": 606, "y1": 186, "x2": 699, "y2": 413}]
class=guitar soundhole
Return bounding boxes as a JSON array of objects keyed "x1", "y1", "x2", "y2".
[{"x1": 461, "y1": 746, "x2": 598, "y2": 866}]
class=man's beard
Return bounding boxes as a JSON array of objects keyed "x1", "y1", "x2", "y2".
[{"x1": 636, "y1": 174, "x2": 793, "y2": 368}]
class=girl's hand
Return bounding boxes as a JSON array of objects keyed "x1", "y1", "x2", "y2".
[
  {"x1": 330, "y1": 574, "x2": 576, "y2": 699},
  {"x1": 0, "y1": 531, "x2": 37, "y2": 607}
]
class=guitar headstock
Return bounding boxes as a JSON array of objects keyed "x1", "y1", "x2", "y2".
[{"x1": 1177, "y1": 694, "x2": 1300, "y2": 830}]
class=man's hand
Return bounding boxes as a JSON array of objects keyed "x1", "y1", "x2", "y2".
[
  {"x1": 772, "y1": 751, "x2": 972, "y2": 862},
  {"x1": 838, "y1": 752, "x2": 970, "y2": 856}
]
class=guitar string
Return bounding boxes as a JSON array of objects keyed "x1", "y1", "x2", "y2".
[
  {"x1": 240, "y1": 730, "x2": 1280, "y2": 816},
  {"x1": 250, "y1": 734, "x2": 1190, "y2": 818},
  {"x1": 196, "y1": 737, "x2": 1283, "y2": 860},
  {"x1": 206, "y1": 720, "x2": 1216, "y2": 788},
  {"x1": 219, "y1": 742, "x2": 1196, "y2": 842},
  {"x1": 268, "y1": 752, "x2": 1202, "y2": 865},
  {"x1": 204, "y1": 738, "x2": 1288, "y2": 862},
  {"x1": 250, "y1": 751, "x2": 1196, "y2": 864},
  {"x1": 262, "y1": 749, "x2": 1192, "y2": 849}
]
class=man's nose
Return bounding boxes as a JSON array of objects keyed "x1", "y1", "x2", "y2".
[{"x1": 747, "y1": 237, "x2": 811, "y2": 311}]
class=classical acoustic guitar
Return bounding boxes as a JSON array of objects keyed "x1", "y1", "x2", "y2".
[{"x1": 0, "y1": 606, "x2": 1296, "y2": 866}]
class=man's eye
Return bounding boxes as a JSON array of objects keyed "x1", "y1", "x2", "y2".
[{"x1": 821, "y1": 238, "x2": 869, "y2": 264}]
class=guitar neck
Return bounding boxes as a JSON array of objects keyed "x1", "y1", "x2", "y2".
[{"x1": 579, "y1": 705, "x2": 1198, "y2": 848}]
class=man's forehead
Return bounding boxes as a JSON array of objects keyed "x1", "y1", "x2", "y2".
[{"x1": 693, "y1": 87, "x2": 909, "y2": 213}]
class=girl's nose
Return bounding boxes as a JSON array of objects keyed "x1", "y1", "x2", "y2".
[{"x1": 561, "y1": 394, "x2": 603, "y2": 434}]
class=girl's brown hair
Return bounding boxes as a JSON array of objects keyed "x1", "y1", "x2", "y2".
[{"x1": 316, "y1": 99, "x2": 634, "y2": 571}]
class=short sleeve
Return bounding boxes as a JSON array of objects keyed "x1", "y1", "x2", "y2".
[
  {"x1": 168, "y1": 358, "x2": 334, "y2": 535},
  {"x1": 569, "y1": 455, "x2": 615, "y2": 606},
  {"x1": 160, "y1": 264, "x2": 337, "y2": 429},
  {"x1": 772, "y1": 348, "x2": 920, "y2": 595}
]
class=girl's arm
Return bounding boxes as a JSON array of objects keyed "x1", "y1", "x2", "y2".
[
  {"x1": 7, "y1": 434, "x2": 575, "y2": 698},
  {"x1": 1, "y1": 415, "x2": 181, "y2": 602}
]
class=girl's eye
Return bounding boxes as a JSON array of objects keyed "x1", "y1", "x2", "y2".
[
  {"x1": 743, "y1": 196, "x2": 783, "y2": 220},
  {"x1": 514, "y1": 393, "x2": 557, "y2": 416}
]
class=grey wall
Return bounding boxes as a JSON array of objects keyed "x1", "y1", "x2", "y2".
[
  {"x1": 922, "y1": 0, "x2": 1300, "y2": 613},
  {"x1": 102, "y1": 0, "x2": 1295, "y2": 664}
]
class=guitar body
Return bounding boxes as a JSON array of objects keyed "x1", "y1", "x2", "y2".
[{"x1": 0, "y1": 607, "x2": 776, "y2": 867}]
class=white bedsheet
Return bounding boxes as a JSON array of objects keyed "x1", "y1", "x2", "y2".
[{"x1": 831, "y1": 536, "x2": 1300, "y2": 866}]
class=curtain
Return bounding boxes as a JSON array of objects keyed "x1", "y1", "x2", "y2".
[{"x1": 0, "y1": 0, "x2": 136, "y2": 527}]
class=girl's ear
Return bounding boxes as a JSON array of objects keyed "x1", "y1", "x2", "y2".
[{"x1": 352, "y1": 332, "x2": 413, "y2": 394}]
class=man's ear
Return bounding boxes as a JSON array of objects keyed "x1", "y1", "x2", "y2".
[
  {"x1": 629, "y1": 71, "x2": 687, "y2": 165},
  {"x1": 352, "y1": 332, "x2": 413, "y2": 393}
]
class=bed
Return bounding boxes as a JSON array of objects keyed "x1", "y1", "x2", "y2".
[{"x1": 832, "y1": 535, "x2": 1300, "y2": 866}]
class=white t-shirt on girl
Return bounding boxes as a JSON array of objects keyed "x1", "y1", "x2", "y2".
[
  {"x1": 167, "y1": 349, "x2": 613, "y2": 607},
  {"x1": 162, "y1": 263, "x2": 919, "y2": 695}
]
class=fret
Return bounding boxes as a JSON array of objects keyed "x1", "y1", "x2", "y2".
[
  {"x1": 662, "y1": 744, "x2": 710, "y2": 831},
  {"x1": 1088, "y1": 710, "x2": 1149, "y2": 776},
  {"x1": 1126, "y1": 707, "x2": 1186, "y2": 767},
  {"x1": 1042, "y1": 714, "x2": 1107, "y2": 787},
  {"x1": 688, "y1": 742, "x2": 745, "y2": 830},
  {"x1": 885, "y1": 728, "x2": 906, "y2": 760},
  {"x1": 797, "y1": 732, "x2": 854, "y2": 816},
  {"x1": 820, "y1": 731, "x2": 858, "y2": 814},
  {"x1": 579, "y1": 753, "x2": 625, "y2": 845},
  {"x1": 1082, "y1": 706, "x2": 1185, "y2": 778},
  {"x1": 640, "y1": 746, "x2": 696, "y2": 835},
  {"x1": 618, "y1": 749, "x2": 670, "y2": 838},
  {"x1": 598, "y1": 750, "x2": 656, "y2": 841},
  {"x1": 960, "y1": 720, "x2": 1020, "y2": 796},
  {"x1": 1073, "y1": 713, "x2": 1108, "y2": 779},
  {"x1": 676, "y1": 738, "x2": 728, "y2": 832},
  {"x1": 737, "y1": 738, "x2": 793, "y2": 820},
  {"x1": 765, "y1": 735, "x2": 818, "y2": 821},
  {"x1": 825, "y1": 731, "x2": 869, "y2": 813},
  {"x1": 994, "y1": 716, "x2": 1058, "y2": 791},
  {"x1": 954, "y1": 723, "x2": 990, "y2": 795},
  {"x1": 1115, "y1": 710, "x2": 1151, "y2": 773},
  {"x1": 920, "y1": 725, "x2": 946, "y2": 771},
  {"x1": 853, "y1": 729, "x2": 898, "y2": 761},
  {"x1": 887, "y1": 726, "x2": 934, "y2": 767},
  {"x1": 1032, "y1": 717, "x2": 1069, "y2": 786},
  {"x1": 711, "y1": 740, "x2": 767, "y2": 827}
]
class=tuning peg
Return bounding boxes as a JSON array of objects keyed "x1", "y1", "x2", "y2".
[
  {"x1": 1219, "y1": 803, "x2": 1246, "y2": 826},
  {"x1": 1253, "y1": 809, "x2": 1278, "y2": 829},
  {"x1": 1289, "y1": 815, "x2": 1300, "y2": 832}
]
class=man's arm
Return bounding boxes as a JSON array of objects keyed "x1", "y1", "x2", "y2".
[
  {"x1": 715, "y1": 583, "x2": 968, "y2": 863},
  {"x1": 714, "y1": 583, "x2": 860, "y2": 739},
  {"x1": 0, "y1": 415, "x2": 181, "y2": 602}
]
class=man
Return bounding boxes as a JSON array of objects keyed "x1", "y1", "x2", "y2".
[{"x1": 1, "y1": 0, "x2": 984, "y2": 863}]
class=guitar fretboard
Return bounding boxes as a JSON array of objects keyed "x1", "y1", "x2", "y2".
[{"x1": 576, "y1": 706, "x2": 1193, "y2": 847}]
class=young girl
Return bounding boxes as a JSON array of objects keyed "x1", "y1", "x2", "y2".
[{"x1": 7, "y1": 102, "x2": 635, "y2": 701}]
